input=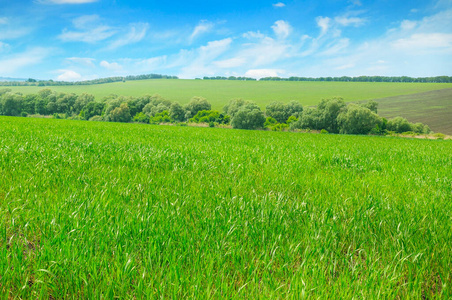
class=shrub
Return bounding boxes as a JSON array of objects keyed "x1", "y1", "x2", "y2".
[
  {"x1": 320, "y1": 129, "x2": 329, "y2": 134},
  {"x1": 89, "y1": 115, "x2": 104, "y2": 122},
  {"x1": 337, "y1": 103, "x2": 382, "y2": 134},
  {"x1": 110, "y1": 103, "x2": 132, "y2": 123},
  {"x1": 184, "y1": 97, "x2": 211, "y2": 119},
  {"x1": 133, "y1": 112, "x2": 150, "y2": 123},
  {"x1": 231, "y1": 103, "x2": 265, "y2": 130}
]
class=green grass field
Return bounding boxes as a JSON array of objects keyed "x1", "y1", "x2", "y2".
[
  {"x1": 7, "y1": 79, "x2": 452, "y2": 109},
  {"x1": 1, "y1": 116, "x2": 451, "y2": 298},
  {"x1": 375, "y1": 88, "x2": 452, "y2": 135}
]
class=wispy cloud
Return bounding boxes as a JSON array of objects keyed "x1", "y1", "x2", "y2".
[
  {"x1": 107, "y1": 23, "x2": 149, "y2": 50},
  {"x1": 0, "y1": 47, "x2": 51, "y2": 74},
  {"x1": 0, "y1": 41, "x2": 10, "y2": 52},
  {"x1": 38, "y1": 0, "x2": 99, "y2": 4},
  {"x1": 189, "y1": 20, "x2": 214, "y2": 43},
  {"x1": 316, "y1": 16, "x2": 331, "y2": 37},
  {"x1": 273, "y1": 2, "x2": 286, "y2": 8},
  {"x1": 66, "y1": 57, "x2": 96, "y2": 67},
  {"x1": 0, "y1": 17, "x2": 8, "y2": 25},
  {"x1": 58, "y1": 15, "x2": 116, "y2": 43},
  {"x1": 334, "y1": 16, "x2": 366, "y2": 27}
]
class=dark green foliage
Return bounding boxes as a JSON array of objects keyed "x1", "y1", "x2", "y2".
[
  {"x1": 317, "y1": 97, "x2": 346, "y2": 133},
  {"x1": 360, "y1": 100, "x2": 378, "y2": 113},
  {"x1": 169, "y1": 102, "x2": 186, "y2": 122},
  {"x1": 264, "y1": 116, "x2": 277, "y2": 128},
  {"x1": 189, "y1": 110, "x2": 229, "y2": 124},
  {"x1": 223, "y1": 98, "x2": 246, "y2": 118},
  {"x1": 184, "y1": 97, "x2": 211, "y2": 119},
  {"x1": 150, "y1": 110, "x2": 172, "y2": 124},
  {"x1": 337, "y1": 104, "x2": 383, "y2": 134},
  {"x1": 110, "y1": 103, "x2": 131, "y2": 123},
  {"x1": 0, "y1": 92, "x2": 23, "y2": 116},
  {"x1": 84, "y1": 102, "x2": 105, "y2": 120},
  {"x1": 387, "y1": 117, "x2": 413, "y2": 133},
  {"x1": 133, "y1": 112, "x2": 150, "y2": 123},
  {"x1": 266, "y1": 100, "x2": 303, "y2": 123},
  {"x1": 231, "y1": 102, "x2": 265, "y2": 129}
]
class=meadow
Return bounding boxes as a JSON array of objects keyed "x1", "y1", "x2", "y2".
[
  {"x1": 1, "y1": 116, "x2": 451, "y2": 298},
  {"x1": 7, "y1": 79, "x2": 452, "y2": 110}
]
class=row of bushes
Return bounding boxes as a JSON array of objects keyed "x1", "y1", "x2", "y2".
[{"x1": 0, "y1": 88, "x2": 432, "y2": 135}]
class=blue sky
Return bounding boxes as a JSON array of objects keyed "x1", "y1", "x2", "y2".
[{"x1": 0, "y1": 0, "x2": 451, "y2": 80}]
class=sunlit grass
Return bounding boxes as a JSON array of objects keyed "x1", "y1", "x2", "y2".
[{"x1": 1, "y1": 116, "x2": 451, "y2": 298}]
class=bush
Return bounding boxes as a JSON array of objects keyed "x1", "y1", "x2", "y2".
[
  {"x1": 150, "y1": 110, "x2": 172, "y2": 124},
  {"x1": 133, "y1": 112, "x2": 150, "y2": 123},
  {"x1": 320, "y1": 129, "x2": 329, "y2": 134},
  {"x1": 337, "y1": 103, "x2": 382, "y2": 134},
  {"x1": 265, "y1": 101, "x2": 303, "y2": 123},
  {"x1": 387, "y1": 117, "x2": 412, "y2": 133},
  {"x1": 433, "y1": 133, "x2": 446, "y2": 140},
  {"x1": 110, "y1": 103, "x2": 132, "y2": 123},
  {"x1": 89, "y1": 115, "x2": 104, "y2": 122},
  {"x1": 184, "y1": 97, "x2": 211, "y2": 119},
  {"x1": 231, "y1": 103, "x2": 265, "y2": 130}
]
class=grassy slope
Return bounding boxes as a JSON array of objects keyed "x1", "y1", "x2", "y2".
[
  {"x1": 374, "y1": 88, "x2": 452, "y2": 134},
  {"x1": 1, "y1": 117, "x2": 451, "y2": 298},
  {"x1": 8, "y1": 80, "x2": 452, "y2": 109}
]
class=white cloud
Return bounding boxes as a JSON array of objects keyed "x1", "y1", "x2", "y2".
[
  {"x1": 392, "y1": 33, "x2": 452, "y2": 51},
  {"x1": 272, "y1": 20, "x2": 291, "y2": 39},
  {"x1": 39, "y1": 0, "x2": 99, "y2": 4},
  {"x1": 0, "y1": 47, "x2": 50, "y2": 74},
  {"x1": 58, "y1": 15, "x2": 116, "y2": 43},
  {"x1": 177, "y1": 38, "x2": 232, "y2": 78},
  {"x1": 190, "y1": 20, "x2": 214, "y2": 43},
  {"x1": 316, "y1": 16, "x2": 331, "y2": 37},
  {"x1": 334, "y1": 16, "x2": 366, "y2": 27},
  {"x1": 99, "y1": 60, "x2": 123, "y2": 71},
  {"x1": 320, "y1": 38, "x2": 350, "y2": 56},
  {"x1": 66, "y1": 57, "x2": 95, "y2": 67},
  {"x1": 213, "y1": 57, "x2": 247, "y2": 68},
  {"x1": 273, "y1": 2, "x2": 286, "y2": 8},
  {"x1": 243, "y1": 31, "x2": 266, "y2": 39},
  {"x1": 107, "y1": 23, "x2": 149, "y2": 49},
  {"x1": 400, "y1": 20, "x2": 417, "y2": 30},
  {"x1": 0, "y1": 28, "x2": 32, "y2": 40},
  {"x1": 56, "y1": 70, "x2": 83, "y2": 81},
  {"x1": 244, "y1": 69, "x2": 283, "y2": 79},
  {"x1": 335, "y1": 63, "x2": 355, "y2": 70}
]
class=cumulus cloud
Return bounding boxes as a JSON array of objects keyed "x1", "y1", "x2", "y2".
[
  {"x1": 273, "y1": 2, "x2": 286, "y2": 8},
  {"x1": 56, "y1": 70, "x2": 83, "y2": 81},
  {"x1": 99, "y1": 60, "x2": 123, "y2": 71},
  {"x1": 316, "y1": 16, "x2": 331, "y2": 37},
  {"x1": 107, "y1": 23, "x2": 149, "y2": 49},
  {"x1": 272, "y1": 20, "x2": 291, "y2": 39}
]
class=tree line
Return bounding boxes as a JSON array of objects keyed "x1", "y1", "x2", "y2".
[
  {"x1": 1, "y1": 74, "x2": 451, "y2": 87},
  {"x1": 0, "y1": 88, "x2": 432, "y2": 135},
  {"x1": 0, "y1": 74, "x2": 178, "y2": 87}
]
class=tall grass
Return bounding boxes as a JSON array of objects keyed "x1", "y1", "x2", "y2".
[{"x1": 0, "y1": 116, "x2": 451, "y2": 298}]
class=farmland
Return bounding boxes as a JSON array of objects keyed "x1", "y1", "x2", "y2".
[
  {"x1": 375, "y1": 88, "x2": 452, "y2": 135},
  {"x1": 1, "y1": 116, "x2": 451, "y2": 298},
  {"x1": 7, "y1": 79, "x2": 452, "y2": 109}
]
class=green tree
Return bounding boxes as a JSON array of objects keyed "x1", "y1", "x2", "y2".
[
  {"x1": 317, "y1": 97, "x2": 346, "y2": 133},
  {"x1": 110, "y1": 103, "x2": 131, "y2": 122},
  {"x1": 387, "y1": 117, "x2": 412, "y2": 133},
  {"x1": 184, "y1": 97, "x2": 211, "y2": 119},
  {"x1": 231, "y1": 102, "x2": 265, "y2": 129},
  {"x1": 169, "y1": 102, "x2": 186, "y2": 122},
  {"x1": 337, "y1": 103, "x2": 382, "y2": 134},
  {"x1": 0, "y1": 93, "x2": 23, "y2": 116}
]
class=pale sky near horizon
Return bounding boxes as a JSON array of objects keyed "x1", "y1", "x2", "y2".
[{"x1": 0, "y1": 0, "x2": 451, "y2": 81}]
